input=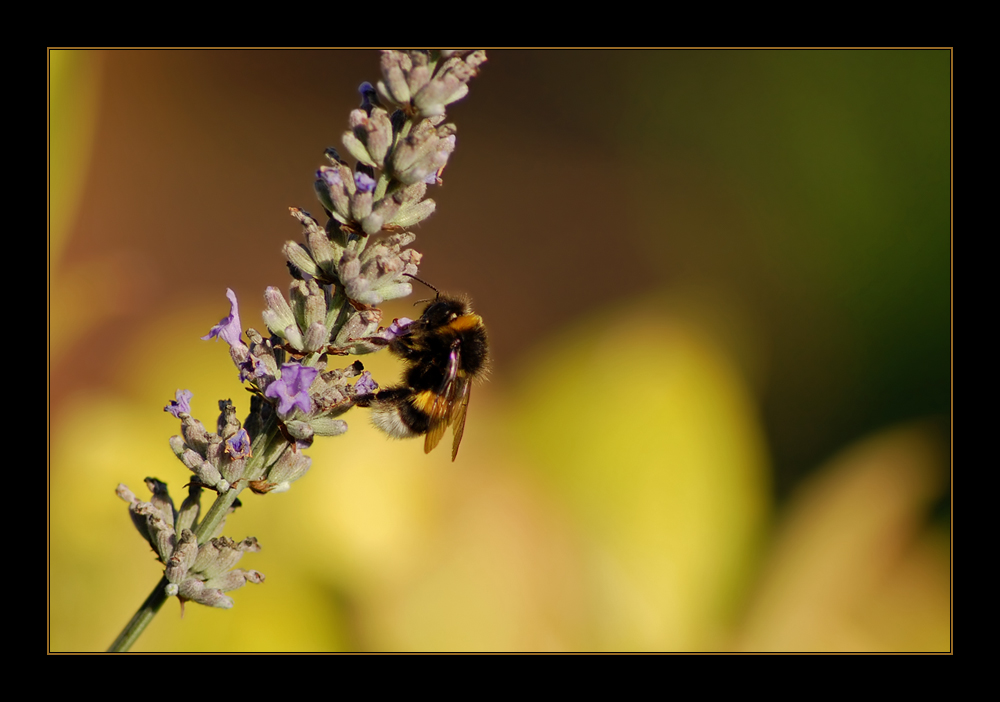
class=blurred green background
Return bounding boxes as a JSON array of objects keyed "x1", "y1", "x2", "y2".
[{"x1": 49, "y1": 49, "x2": 950, "y2": 652}]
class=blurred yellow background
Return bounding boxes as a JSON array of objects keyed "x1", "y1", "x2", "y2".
[{"x1": 49, "y1": 49, "x2": 950, "y2": 652}]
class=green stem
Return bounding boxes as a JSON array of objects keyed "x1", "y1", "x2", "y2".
[
  {"x1": 193, "y1": 481, "x2": 245, "y2": 542},
  {"x1": 107, "y1": 575, "x2": 170, "y2": 652}
]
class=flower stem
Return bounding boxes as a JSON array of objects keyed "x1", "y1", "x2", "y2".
[{"x1": 107, "y1": 575, "x2": 170, "y2": 652}]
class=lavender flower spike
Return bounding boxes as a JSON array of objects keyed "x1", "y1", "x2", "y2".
[
  {"x1": 110, "y1": 49, "x2": 487, "y2": 652},
  {"x1": 265, "y1": 364, "x2": 318, "y2": 416},
  {"x1": 202, "y1": 288, "x2": 247, "y2": 349}
]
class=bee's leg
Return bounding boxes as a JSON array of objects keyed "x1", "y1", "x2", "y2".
[
  {"x1": 353, "y1": 385, "x2": 408, "y2": 407},
  {"x1": 326, "y1": 336, "x2": 391, "y2": 355}
]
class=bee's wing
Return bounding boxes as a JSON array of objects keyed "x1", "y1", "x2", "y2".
[
  {"x1": 450, "y1": 380, "x2": 471, "y2": 461},
  {"x1": 423, "y1": 340, "x2": 461, "y2": 455},
  {"x1": 423, "y1": 414, "x2": 449, "y2": 454}
]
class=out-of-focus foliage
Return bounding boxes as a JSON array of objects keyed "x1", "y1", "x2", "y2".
[
  {"x1": 734, "y1": 422, "x2": 949, "y2": 651},
  {"x1": 509, "y1": 304, "x2": 771, "y2": 650},
  {"x1": 50, "y1": 50, "x2": 950, "y2": 652},
  {"x1": 51, "y1": 296, "x2": 948, "y2": 652}
]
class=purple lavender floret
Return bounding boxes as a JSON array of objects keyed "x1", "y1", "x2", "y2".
[
  {"x1": 238, "y1": 355, "x2": 271, "y2": 384},
  {"x1": 202, "y1": 288, "x2": 247, "y2": 350},
  {"x1": 354, "y1": 371, "x2": 378, "y2": 395},
  {"x1": 265, "y1": 364, "x2": 318, "y2": 415},
  {"x1": 226, "y1": 428, "x2": 252, "y2": 459},
  {"x1": 319, "y1": 167, "x2": 341, "y2": 187},
  {"x1": 164, "y1": 389, "x2": 193, "y2": 418},
  {"x1": 386, "y1": 317, "x2": 414, "y2": 341},
  {"x1": 354, "y1": 171, "x2": 376, "y2": 193}
]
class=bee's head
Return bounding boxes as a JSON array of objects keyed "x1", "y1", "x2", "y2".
[
  {"x1": 421, "y1": 295, "x2": 472, "y2": 327},
  {"x1": 404, "y1": 274, "x2": 474, "y2": 326}
]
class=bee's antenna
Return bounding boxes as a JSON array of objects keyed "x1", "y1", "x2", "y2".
[{"x1": 404, "y1": 273, "x2": 440, "y2": 298}]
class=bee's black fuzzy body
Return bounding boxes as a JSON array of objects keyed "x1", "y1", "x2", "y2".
[{"x1": 357, "y1": 295, "x2": 488, "y2": 461}]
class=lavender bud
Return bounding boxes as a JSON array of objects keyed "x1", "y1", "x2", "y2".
[
  {"x1": 165, "y1": 530, "x2": 199, "y2": 584},
  {"x1": 144, "y1": 477, "x2": 175, "y2": 530},
  {"x1": 341, "y1": 138, "x2": 374, "y2": 171},
  {"x1": 191, "y1": 536, "x2": 257, "y2": 580},
  {"x1": 302, "y1": 321, "x2": 329, "y2": 354},
  {"x1": 146, "y1": 509, "x2": 176, "y2": 563},
  {"x1": 219, "y1": 455, "x2": 245, "y2": 485},
  {"x1": 179, "y1": 415, "x2": 210, "y2": 454},
  {"x1": 175, "y1": 484, "x2": 203, "y2": 534},
  {"x1": 284, "y1": 419, "x2": 314, "y2": 443},
  {"x1": 391, "y1": 121, "x2": 456, "y2": 185},
  {"x1": 404, "y1": 50, "x2": 432, "y2": 96},
  {"x1": 283, "y1": 241, "x2": 320, "y2": 278},
  {"x1": 204, "y1": 569, "x2": 263, "y2": 592},
  {"x1": 377, "y1": 50, "x2": 413, "y2": 107},
  {"x1": 217, "y1": 400, "x2": 241, "y2": 441},
  {"x1": 316, "y1": 164, "x2": 353, "y2": 221},
  {"x1": 360, "y1": 210, "x2": 385, "y2": 236},
  {"x1": 309, "y1": 417, "x2": 348, "y2": 437},
  {"x1": 265, "y1": 448, "x2": 313, "y2": 489},
  {"x1": 364, "y1": 108, "x2": 393, "y2": 167},
  {"x1": 303, "y1": 280, "x2": 327, "y2": 332},
  {"x1": 177, "y1": 579, "x2": 234, "y2": 609},
  {"x1": 391, "y1": 198, "x2": 436, "y2": 229},
  {"x1": 263, "y1": 287, "x2": 304, "y2": 350},
  {"x1": 412, "y1": 52, "x2": 484, "y2": 118},
  {"x1": 304, "y1": 224, "x2": 340, "y2": 277}
]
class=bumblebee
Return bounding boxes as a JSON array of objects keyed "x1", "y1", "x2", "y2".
[{"x1": 356, "y1": 293, "x2": 489, "y2": 461}]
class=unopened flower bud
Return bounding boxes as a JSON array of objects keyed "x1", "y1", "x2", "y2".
[
  {"x1": 177, "y1": 579, "x2": 234, "y2": 609},
  {"x1": 302, "y1": 321, "x2": 329, "y2": 354},
  {"x1": 146, "y1": 509, "x2": 176, "y2": 562},
  {"x1": 316, "y1": 165, "x2": 353, "y2": 221},
  {"x1": 191, "y1": 536, "x2": 258, "y2": 580},
  {"x1": 263, "y1": 287, "x2": 304, "y2": 349},
  {"x1": 165, "y1": 529, "x2": 199, "y2": 583},
  {"x1": 144, "y1": 477, "x2": 175, "y2": 530},
  {"x1": 175, "y1": 484, "x2": 203, "y2": 534},
  {"x1": 217, "y1": 400, "x2": 241, "y2": 441},
  {"x1": 284, "y1": 240, "x2": 319, "y2": 278},
  {"x1": 179, "y1": 415, "x2": 210, "y2": 454},
  {"x1": 391, "y1": 122, "x2": 456, "y2": 185},
  {"x1": 310, "y1": 417, "x2": 348, "y2": 436},
  {"x1": 377, "y1": 50, "x2": 414, "y2": 107},
  {"x1": 203, "y1": 569, "x2": 258, "y2": 592},
  {"x1": 266, "y1": 446, "x2": 312, "y2": 487}
]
